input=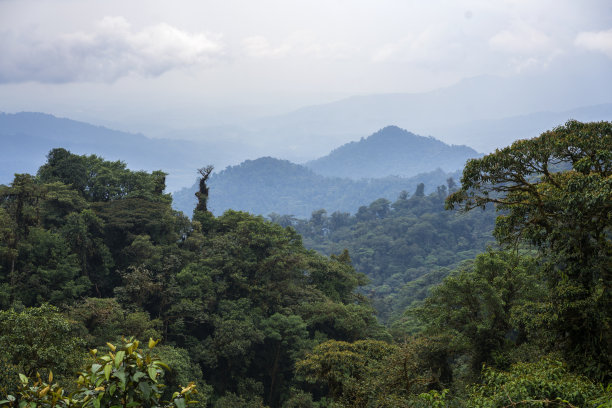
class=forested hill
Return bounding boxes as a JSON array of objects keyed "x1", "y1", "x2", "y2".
[
  {"x1": 172, "y1": 156, "x2": 461, "y2": 218},
  {"x1": 1, "y1": 121, "x2": 611, "y2": 406},
  {"x1": 278, "y1": 186, "x2": 497, "y2": 323},
  {"x1": 305, "y1": 125, "x2": 480, "y2": 179},
  {"x1": 0, "y1": 147, "x2": 388, "y2": 406}
]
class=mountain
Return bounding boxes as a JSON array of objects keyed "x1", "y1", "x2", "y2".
[
  {"x1": 428, "y1": 103, "x2": 612, "y2": 153},
  {"x1": 233, "y1": 61, "x2": 612, "y2": 161},
  {"x1": 172, "y1": 156, "x2": 460, "y2": 218},
  {"x1": 305, "y1": 125, "x2": 479, "y2": 179},
  {"x1": 0, "y1": 112, "x2": 247, "y2": 191}
]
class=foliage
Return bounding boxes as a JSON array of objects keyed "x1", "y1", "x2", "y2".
[
  {"x1": 1, "y1": 337, "x2": 200, "y2": 408},
  {"x1": 412, "y1": 250, "x2": 543, "y2": 380},
  {"x1": 468, "y1": 357, "x2": 612, "y2": 407},
  {"x1": 447, "y1": 120, "x2": 612, "y2": 380},
  {"x1": 2, "y1": 127, "x2": 609, "y2": 408},
  {"x1": 296, "y1": 339, "x2": 396, "y2": 402},
  {"x1": 167, "y1": 210, "x2": 385, "y2": 405},
  {"x1": 38, "y1": 148, "x2": 170, "y2": 203},
  {"x1": 0, "y1": 305, "x2": 86, "y2": 381},
  {"x1": 296, "y1": 337, "x2": 450, "y2": 407},
  {"x1": 288, "y1": 183, "x2": 496, "y2": 323},
  {"x1": 67, "y1": 298, "x2": 162, "y2": 348},
  {"x1": 0, "y1": 357, "x2": 20, "y2": 403}
]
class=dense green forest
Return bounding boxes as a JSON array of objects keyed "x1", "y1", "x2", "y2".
[
  {"x1": 279, "y1": 182, "x2": 497, "y2": 324},
  {"x1": 1, "y1": 120, "x2": 611, "y2": 407}
]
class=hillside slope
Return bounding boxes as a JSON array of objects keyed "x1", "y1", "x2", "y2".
[
  {"x1": 172, "y1": 156, "x2": 460, "y2": 218},
  {"x1": 305, "y1": 125, "x2": 479, "y2": 179}
]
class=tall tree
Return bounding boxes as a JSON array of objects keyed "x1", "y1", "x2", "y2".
[
  {"x1": 195, "y1": 165, "x2": 214, "y2": 213},
  {"x1": 446, "y1": 120, "x2": 612, "y2": 380}
]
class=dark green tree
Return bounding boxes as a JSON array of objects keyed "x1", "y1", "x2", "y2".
[
  {"x1": 0, "y1": 305, "x2": 85, "y2": 381},
  {"x1": 447, "y1": 120, "x2": 612, "y2": 380}
]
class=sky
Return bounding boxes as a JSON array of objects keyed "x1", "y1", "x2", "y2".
[{"x1": 1, "y1": 0, "x2": 611, "y2": 135}]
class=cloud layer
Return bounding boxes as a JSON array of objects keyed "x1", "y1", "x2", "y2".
[
  {"x1": 575, "y1": 29, "x2": 612, "y2": 58},
  {"x1": 0, "y1": 16, "x2": 225, "y2": 83}
]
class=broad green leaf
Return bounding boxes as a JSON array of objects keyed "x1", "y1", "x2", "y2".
[
  {"x1": 148, "y1": 366, "x2": 157, "y2": 381},
  {"x1": 114, "y1": 350, "x2": 125, "y2": 368},
  {"x1": 113, "y1": 369, "x2": 126, "y2": 388},
  {"x1": 104, "y1": 364, "x2": 112, "y2": 381},
  {"x1": 174, "y1": 397, "x2": 187, "y2": 408}
]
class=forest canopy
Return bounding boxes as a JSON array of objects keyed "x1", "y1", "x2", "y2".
[{"x1": 1, "y1": 121, "x2": 611, "y2": 407}]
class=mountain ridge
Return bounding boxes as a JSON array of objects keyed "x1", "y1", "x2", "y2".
[
  {"x1": 305, "y1": 125, "x2": 480, "y2": 179},
  {"x1": 171, "y1": 124, "x2": 474, "y2": 218}
]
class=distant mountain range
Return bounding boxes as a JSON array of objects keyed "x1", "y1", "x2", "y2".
[
  {"x1": 2, "y1": 99, "x2": 611, "y2": 218},
  {"x1": 305, "y1": 126, "x2": 479, "y2": 179},
  {"x1": 172, "y1": 126, "x2": 475, "y2": 218},
  {"x1": 0, "y1": 112, "x2": 240, "y2": 192},
  {"x1": 172, "y1": 157, "x2": 462, "y2": 219},
  {"x1": 0, "y1": 112, "x2": 471, "y2": 218},
  {"x1": 191, "y1": 67, "x2": 610, "y2": 161}
]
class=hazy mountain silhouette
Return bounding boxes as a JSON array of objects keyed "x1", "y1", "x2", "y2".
[
  {"x1": 305, "y1": 126, "x2": 479, "y2": 179},
  {"x1": 0, "y1": 112, "x2": 244, "y2": 191},
  {"x1": 172, "y1": 156, "x2": 460, "y2": 218}
]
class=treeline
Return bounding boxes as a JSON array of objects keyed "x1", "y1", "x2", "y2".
[
  {"x1": 1, "y1": 120, "x2": 611, "y2": 407},
  {"x1": 278, "y1": 180, "x2": 497, "y2": 324}
]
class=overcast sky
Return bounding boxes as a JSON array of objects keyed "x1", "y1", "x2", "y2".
[{"x1": 1, "y1": 0, "x2": 611, "y2": 133}]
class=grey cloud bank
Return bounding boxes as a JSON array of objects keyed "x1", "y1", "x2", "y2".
[{"x1": 0, "y1": 16, "x2": 225, "y2": 83}]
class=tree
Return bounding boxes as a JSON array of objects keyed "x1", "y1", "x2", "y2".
[
  {"x1": 296, "y1": 338, "x2": 444, "y2": 407},
  {"x1": 468, "y1": 357, "x2": 612, "y2": 407},
  {"x1": 414, "y1": 250, "x2": 542, "y2": 379},
  {"x1": 446, "y1": 120, "x2": 612, "y2": 380},
  {"x1": 195, "y1": 166, "x2": 214, "y2": 214},
  {"x1": 0, "y1": 305, "x2": 86, "y2": 380},
  {"x1": 3, "y1": 337, "x2": 201, "y2": 408},
  {"x1": 296, "y1": 339, "x2": 396, "y2": 403},
  {"x1": 414, "y1": 183, "x2": 425, "y2": 197},
  {"x1": 37, "y1": 148, "x2": 88, "y2": 194}
]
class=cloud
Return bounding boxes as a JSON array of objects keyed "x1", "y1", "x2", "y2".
[
  {"x1": 489, "y1": 24, "x2": 553, "y2": 54},
  {"x1": 242, "y1": 32, "x2": 356, "y2": 60},
  {"x1": 0, "y1": 16, "x2": 225, "y2": 83},
  {"x1": 242, "y1": 36, "x2": 292, "y2": 58},
  {"x1": 370, "y1": 26, "x2": 465, "y2": 65},
  {"x1": 488, "y1": 23, "x2": 562, "y2": 72},
  {"x1": 575, "y1": 28, "x2": 612, "y2": 57}
]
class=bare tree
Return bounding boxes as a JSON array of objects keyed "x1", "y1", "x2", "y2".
[{"x1": 195, "y1": 165, "x2": 214, "y2": 213}]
